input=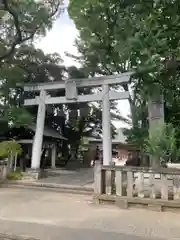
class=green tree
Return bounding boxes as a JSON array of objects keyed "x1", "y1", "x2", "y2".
[
  {"x1": 0, "y1": 139, "x2": 22, "y2": 171},
  {"x1": 145, "y1": 121, "x2": 178, "y2": 167},
  {"x1": 68, "y1": 0, "x2": 180, "y2": 153},
  {"x1": 0, "y1": 44, "x2": 64, "y2": 132},
  {"x1": 0, "y1": 0, "x2": 63, "y2": 63},
  {"x1": 0, "y1": 140, "x2": 22, "y2": 158},
  {"x1": 0, "y1": 42, "x2": 123, "y2": 163},
  {"x1": 0, "y1": 0, "x2": 63, "y2": 130}
]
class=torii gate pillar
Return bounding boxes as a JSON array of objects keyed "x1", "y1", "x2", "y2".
[
  {"x1": 31, "y1": 90, "x2": 46, "y2": 169},
  {"x1": 102, "y1": 84, "x2": 112, "y2": 165}
]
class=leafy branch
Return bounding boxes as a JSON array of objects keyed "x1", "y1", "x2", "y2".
[{"x1": 0, "y1": 0, "x2": 63, "y2": 62}]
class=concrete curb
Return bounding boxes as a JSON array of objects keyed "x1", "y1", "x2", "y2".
[
  {"x1": 0, "y1": 233, "x2": 39, "y2": 240},
  {"x1": 1, "y1": 181, "x2": 93, "y2": 195}
]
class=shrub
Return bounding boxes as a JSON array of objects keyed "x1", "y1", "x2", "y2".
[
  {"x1": 0, "y1": 140, "x2": 22, "y2": 158},
  {"x1": 7, "y1": 171, "x2": 23, "y2": 180},
  {"x1": 145, "y1": 121, "x2": 178, "y2": 165}
]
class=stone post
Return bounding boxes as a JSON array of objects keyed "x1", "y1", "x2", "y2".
[
  {"x1": 115, "y1": 169, "x2": 123, "y2": 196},
  {"x1": 94, "y1": 161, "x2": 102, "y2": 197},
  {"x1": 161, "y1": 173, "x2": 168, "y2": 200},
  {"x1": 127, "y1": 171, "x2": 134, "y2": 198}
]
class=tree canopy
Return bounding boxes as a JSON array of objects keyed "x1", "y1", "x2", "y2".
[
  {"x1": 0, "y1": 0, "x2": 64, "y2": 133},
  {"x1": 68, "y1": 0, "x2": 180, "y2": 155},
  {"x1": 0, "y1": 0, "x2": 63, "y2": 62}
]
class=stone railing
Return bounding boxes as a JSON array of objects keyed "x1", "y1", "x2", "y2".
[{"x1": 94, "y1": 161, "x2": 180, "y2": 211}]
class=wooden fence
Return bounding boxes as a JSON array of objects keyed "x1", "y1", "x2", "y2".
[{"x1": 94, "y1": 161, "x2": 180, "y2": 211}]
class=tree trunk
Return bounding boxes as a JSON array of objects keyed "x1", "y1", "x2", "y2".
[
  {"x1": 14, "y1": 152, "x2": 17, "y2": 172},
  {"x1": 7, "y1": 156, "x2": 11, "y2": 173},
  {"x1": 151, "y1": 157, "x2": 160, "y2": 169},
  {"x1": 122, "y1": 83, "x2": 138, "y2": 128},
  {"x1": 7, "y1": 152, "x2": 14, "y2": 173},
  {"x1": 19, "y1": 158, "x2": 23, "y2": 171},
  {"x1": 75, "y1": 141, "x2": 80, "y2": 160},
  {"x1": 61, "y1": 117, "x2": 68, "y2": 158}
]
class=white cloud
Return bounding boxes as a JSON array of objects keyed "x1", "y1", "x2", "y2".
[
  {"x1": 114, "y1": 99, "x2": 131, "y2": 128},
  {"x1": 35, "y1": 9, "x2": 78, "y2": 66}
]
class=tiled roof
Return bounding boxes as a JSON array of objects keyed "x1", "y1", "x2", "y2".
[
  {"x1": 88, "y1": 128, "x2": 127, "y2": 144},
  {"x1": 29, "y1": 125, "x2": 67, "y2": 140}
]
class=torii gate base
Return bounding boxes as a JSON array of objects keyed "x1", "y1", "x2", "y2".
[{"x1": 23, "y1": 73, "x2": 131, "y2": 179}]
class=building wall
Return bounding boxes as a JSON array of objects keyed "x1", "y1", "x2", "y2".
[
  {"x1": 84, "y1": 142, "x2": 130, "y2": 164},
  {"x1": 116, "y1": 148, "x2": 129, "y2": 161}
]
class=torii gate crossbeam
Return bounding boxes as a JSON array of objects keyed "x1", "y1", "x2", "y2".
[{"x1": 23, "y1": 72, "x2": 132, "y2": 173}]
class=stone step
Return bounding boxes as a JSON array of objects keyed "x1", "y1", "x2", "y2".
[
  {"x1": 22, "y1": 176, "x2": 35, "y2": 180},
  {"x1": 1, "y1": 181, "x2": 93, "y2": 196}
]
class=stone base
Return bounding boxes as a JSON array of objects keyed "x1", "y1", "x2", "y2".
[
  {"x1": 96, "y1": 194, "x2": 180, "y2": 212},
  {"x1": 22, "y1": 169, "x2": 47, "y2": 180},
  {"x1": 0, "y1": 165, "x2": 8, "y2": 181},
  {"x1": 116, "y1": 198, "x2": 128, "y2": 209}
]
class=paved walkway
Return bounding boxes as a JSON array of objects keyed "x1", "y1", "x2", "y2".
[
  {"x1": 38, "y1": 168, "x2": 174, "y2": 194},
  {"x1": 40, "y1": 168, "x2": 94, "y2": 188},
  {"x1": 0, "y1": 188, "x2": 180, "y2": 239}
]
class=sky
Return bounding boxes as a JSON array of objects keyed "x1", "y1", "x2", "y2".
[{"x1": 36, "y1": 2, "x2": 130, "y2": 128}]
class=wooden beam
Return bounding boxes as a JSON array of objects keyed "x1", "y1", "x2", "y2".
[
  {"x1": 23, "y1": 72, "x2": 133, "y2": 92},
  {"x1": 24, "y1": 91, "x2": 129, "y2": 106}
]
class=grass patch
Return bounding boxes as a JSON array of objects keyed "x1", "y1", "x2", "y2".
[{"x1": 7, "y1": 170, "x2": 23, "y2": 180}]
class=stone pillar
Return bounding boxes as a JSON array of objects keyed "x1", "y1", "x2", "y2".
[
  {"x1": 102, "y1": 84, "x2": 112, "y2": 165},
  {"x1": 31, "y1": 90, "x2": 46, "y2": 169},
  {"x1": 148, "y1": 88, "x2": 164, "y2": 167},
  {"x1": 51, "y1": 144, "x2": 56, "y2": 168},
  {"x1": 148, "y1": 95, "x2": 164, "y2": 127},
  {"x1": 94, "y1": 161, "x2": 102, "y2": 196}
]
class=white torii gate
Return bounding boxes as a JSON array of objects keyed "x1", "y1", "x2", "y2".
[{"x1": 23, "y1": 72, "x2": 132, "y2": 171}]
